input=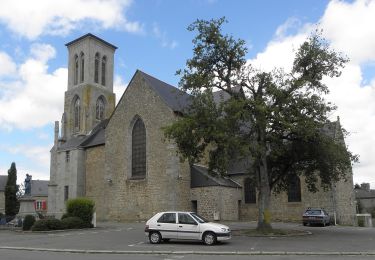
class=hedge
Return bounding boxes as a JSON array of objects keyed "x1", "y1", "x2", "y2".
[
  {"x1": 23, "y1": 215, "x2": 36, "y2": 231},
  {"x1": 31, "y1": 218, "x2": 64, "y2": 231},
  {"x1": 61, "y1": 217, "x2": 90, "y2": 229},
  {"x1": 66, "y1": 198, "x2": 95, "y2": 225}
]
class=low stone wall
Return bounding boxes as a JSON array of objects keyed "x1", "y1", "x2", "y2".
[{"x1": 191, "y1": 186, "x2": 242, "y2": 221}]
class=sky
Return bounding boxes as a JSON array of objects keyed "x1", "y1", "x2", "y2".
[{"x1": 0, "y1": 0, "x2": 374, "y2": 188}]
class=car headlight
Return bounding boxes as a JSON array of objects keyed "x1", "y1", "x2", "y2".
[{"x1": 221, "y1": 228, "x2": 228, "y2": 232}]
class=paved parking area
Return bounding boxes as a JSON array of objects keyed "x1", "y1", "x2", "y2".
[{"x1": 0, "y1": 221, "x2": 374, "y2": 255}]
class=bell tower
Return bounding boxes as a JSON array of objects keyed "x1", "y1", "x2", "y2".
[{"x1": 61, "y1": 33, "x2": 117, "y2": 139}]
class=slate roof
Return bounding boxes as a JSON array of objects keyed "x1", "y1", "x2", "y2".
[
  {"x1": 30, "y1": 180, "x2": 49, "y2": 197},
  {"x1": 65, "y1": 33, "x2": 117, "y2": 50},
  {"x1": 139, "y1": 70, "x2": 192, "y2": 113},
  {"x1": 212, "y1": 86, "x2": 243, "y2": 104},
  {"x1": 0, "y1": 175, "x2": 7, "y2": 191},
  {"x1": 227, "y1": 157, "x2": 252, "y2": 175},
  {"x1": 355, "y1": 188, "x2": 375, "y2": 199},
  {"x1": 80, "y1": 119, "x2": 109, "y2": 148},
  {"x1": 57, "y1": 135, "x2": 87, "y2": 151},
  {"x1": 191, "y1": 164, "x2": 241, "y2": 188}
]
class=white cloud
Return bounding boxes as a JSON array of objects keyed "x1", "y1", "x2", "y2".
[
  {"x1": 30, "y1": 43, "x2": 56, "y2": 62},
  {"x1": 152, "y1": 23, "x2": 178, "y2": 50},
  {"x1": 113, "y1": 75, "x2": 128, "y2": 104},
  {"x1": 0, "y1": 45, "x2": 66, "y2": 130},
  {"x1": 321, "y1": 0, "x2": 375, "y2": 64},
  {"x1": 0, "y1": 0, "x2": 141, "y2": 39},
  {"x1": 248, "y1": 1, "x2": 375, "y2": 188},
  {"x1": 249, "y1": 19, "x2": 313, "y2": 73},
  {"x1": 4, "y1": 144, "x2": 51, "y2": 168},
  {"x1": 0, "y1": 52, "x2": 17, "y2": 76}
]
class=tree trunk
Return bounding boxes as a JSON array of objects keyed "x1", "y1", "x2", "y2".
[{"x1": 256, "y1": 154, "x2": 272, "y2": 231}]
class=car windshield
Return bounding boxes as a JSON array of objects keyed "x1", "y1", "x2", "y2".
[
  {"x1": 305, "y1": 210, "x2": 322, "y2": 215},
  {"x1": 190, "y1": 213, "x2": 208, "y2": 223}
]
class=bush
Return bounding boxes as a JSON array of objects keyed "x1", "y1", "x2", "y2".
[
  {"x1": 61, "y1": 217, "x2": 90, "y2": 229},
  {"x1": 23, "y1": 215, "x2": 36, "y2": 231},
  {"x1": 66, "y1": 198, "x2": 94, "y2": 226},
  {"x1": 61, "y1": 213, "x2": 71, "y2": 220},
  {"x1": 31, "y1": 218, "x2": 64, "y2": 231}
]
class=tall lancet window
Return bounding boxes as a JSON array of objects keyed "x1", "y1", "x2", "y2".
[
  {"x1": 288, "y1": 175, "x2": 301, "y2": 202},
  {"x1": 244, "y1": 178, "x2": 256, "y2": 204},
  {"x1": 96, "y1": 96, "x2": 105, "y2": 120},
  {"x1": 101, "y1": 56, "x2": 106, "y2": 86},
  {"x1": 132, "y1": 117, "x2": 146, "y2": 179},
  {"x1": 94, "y1": 52, "x2": 100, "y2": 83},
  {"x1": 73, "y1": 97, "x2": 81, "y2": 132},
  {"x1": 80, "y1": 52, "x2": 84, "y2": 83},
  {"x1": 74, "y1": 55, "x2": 79, "y2": 85}
]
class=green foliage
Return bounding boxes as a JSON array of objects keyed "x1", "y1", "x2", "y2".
[
  {"x1": 5, "y1": 162, "x2": 19, "y2": 216},
  {"x1": 61, "y1": 213, "x2": 71, "y2": 220},
  {"x1": 31, "y1": 218, "x2": 64, "y2": 231},
  {"x1": 66, "y1": 197, "x2": 94, "y2": 225},
  {"x1": 61, "y1": 217, "x2": 90, "y2": 229},
  {"x1": 164, "y1": 18, "x2": 358, "y2": 229},
  {"x1": 358, "y1": 217, "x2": 365, "y2": 227},
  {"x1": 23, "y1": 215, "x2": 36, "y2": 231}
]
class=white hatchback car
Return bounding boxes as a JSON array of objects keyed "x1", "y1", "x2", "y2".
[{"x1": 144, "y1": 211, "x2": 231, "y2": 245}]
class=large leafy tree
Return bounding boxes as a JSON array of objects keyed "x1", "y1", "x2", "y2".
[
  {"x1": 5, "y1": 162, "x2": 20, "y2": 217},
  {"x1": 164, "y1": 18, "x2": 358, "y2": 231}
]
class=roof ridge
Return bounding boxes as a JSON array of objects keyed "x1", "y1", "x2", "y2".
[{"x1": 65, "y1": 33, "x2": 117, "y2": 49}]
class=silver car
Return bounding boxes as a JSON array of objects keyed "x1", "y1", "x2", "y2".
[
  {"x1": 144, "y1": 211, "x2": 231, "y2": 245},
  {"x1": 302, "y1": 208, "x2": 330, "y2": 226}
]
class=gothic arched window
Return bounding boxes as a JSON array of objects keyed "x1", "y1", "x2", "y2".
[
  {"x1": 244, "y1": 178, "x2": 256, "y2": 204},
  {"x1": 96, "y1": 96, "x2": 105, "y2": 120},
  {"x1": 288, "y1": 175, "x2": 301, "y2": 202},
  {"x1": 74, "y1": 54, "x2": 79, "y2": 85},
  {"x1": 94, "y1": 52, "x2": 100, "y2": 83},
  {"x1": 101, "y1": 56, "x2": 106, "y2": 86},
  {"x1": 132, "y1": 118, "x2": 146, "y2": 178},
  {"x1": 73, "y1": 96, "x2": 81, "y2": 132},
  {"x1": 80, "y1": 52, "x2": 84, "y2": 83}
]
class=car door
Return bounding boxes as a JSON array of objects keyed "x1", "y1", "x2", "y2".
[
  {"x1": 155, "y1": 213, "x2": 178, "y2": 239},
  {"x1": 177, "y1": 213, "x2": 200, "y2": 240}
]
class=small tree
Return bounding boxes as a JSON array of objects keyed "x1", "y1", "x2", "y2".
[
  {"x1": 5, "y1": 162, "x2": 19, "y2": 217},
  {"x1": 65, "y1": 198, "x2": 94, "y2": 226}
]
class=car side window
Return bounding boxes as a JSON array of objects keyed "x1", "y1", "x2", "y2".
[
  {"x1": 178, "y1": 213, "x2": 197, "y2": 225},
  {"x1": 157, "y1": 213, "x2": 176, "y2": 223}
]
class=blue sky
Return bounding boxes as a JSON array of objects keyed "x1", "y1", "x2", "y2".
[{"x1": 0, "y1": 0, "x2": 374, "y2": 188}]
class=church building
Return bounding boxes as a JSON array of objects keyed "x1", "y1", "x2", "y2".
[{"x1": 48, "y1": 34, "x2": 356, "y2": 225}]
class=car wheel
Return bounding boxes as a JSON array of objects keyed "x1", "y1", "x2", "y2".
[
  {"x1": 149, "y1": 231, "x2": 162, "y2": 244},
  {"x1": 203, "y1": 232, "x2": 217, "y2": 245}
]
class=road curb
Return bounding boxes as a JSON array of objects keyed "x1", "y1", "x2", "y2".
[{"x1": 1, "y1": 247, "x2": 375, "y2": 256}]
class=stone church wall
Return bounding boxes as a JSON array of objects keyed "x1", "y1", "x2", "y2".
[
  {"x1": 231, "y1": 175, "x2": 355, "y2": 225},
  {"x1": 85, "y1": 145, "x2": 108, "y2": 221},
  {"x1": 104, "y1": 73, "x2": 191, "y2": 221},
  {"x1": 49, "y1": 148, "x2": 86, "y2": 218},
  {"x1": 191, "y1": 186, "x2": 242, "y2": 221}
]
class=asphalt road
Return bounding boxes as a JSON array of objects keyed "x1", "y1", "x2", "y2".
[
  {"x1": 1, "y1": 250, "x2": 375, "y2": 260},
  {"x1": 0, "y1": 221, "x2": 374, "y2": 259}
]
